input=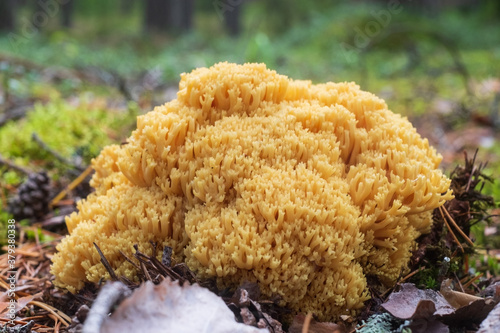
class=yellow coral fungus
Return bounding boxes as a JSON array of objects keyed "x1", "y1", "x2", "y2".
[{"x1": 51, "y1": 62, "x2": 453, "y2": 320}]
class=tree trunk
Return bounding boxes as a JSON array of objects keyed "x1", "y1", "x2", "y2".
[
  {"x1": 61, "y1": 0, "x2": 75, "y2": 28},
  {"x1": 144, "y1": 0, "x2": 193, "y2": 33},
  {"x1": 224, "y1": 1, "x2": 242, "y2": 37},
  {"x1": 166, "y1": 0, "x2": 194, "y2": 32},
  {"x1": 144, "y1": 0, "x2": 171, "y2": 33},
  {"x1": 121, "y1": 0, "x2": 135, "y2": 14},
  {"x1": 178, "y1": 0, "x2": 194, "y2": 31},
  {"x1": 0, "y1": 0, "x2": 16, "y2": 31}
]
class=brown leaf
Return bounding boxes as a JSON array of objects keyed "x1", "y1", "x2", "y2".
[
  {"x1": 440, "y1": 279, "x2": 483, "y2": 309},
  {"x1": 440, "y1": 297, "x2": 496, "y2": 326},
  {"x1": 477, "y1": 301, "x2": 500, "y2": 333},
  {"x1": 0, "y1": 292, "x2": 43, "y2": 319},
  {"x1": 382, "y1": 283, "x2": 497, "y2": 328},
  {"x1": 381, "y1": 283, "x2": 454, "y2": 320},
  {"x1": 404, "y1": 318, "x2": 449, "y2": 333}
]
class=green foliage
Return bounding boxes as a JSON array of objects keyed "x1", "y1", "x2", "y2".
[
  {"x1": 19, "y1": 222, "x2": 54, "y2": 243},
  {"x1": 482, "y1": 147, "x2": 500, "y2": 204},
  {"x1": 0, "y1": 201, "x2": 14, "y2": 249},
  {"x1": 74, "y1": 0, "x2": 123, "y2": 17},
  {"x1": 0, "y1": 97, "x2": 137, "y2": 169},
  {"x1": 1, "y1": 170, "x2": 22, "y2": 185},
  {"x1": 470, "y1": 250, "x2": 500, "y2": 277},
  {"x1": 2, "y1": 3, "x2": 497, "y2": 113},
  {"x1": 423, "y1": 275, "x2": 438, "y2": 290},
  {"x1": 411, "y1": 255, "x2": 461, "y2": 290},
  {"x1": 487, "y1": 255, "x2": 500, "y2": 276},
  {"x1": 0, "y1": 97, "x2": 137, "y2": 249}
]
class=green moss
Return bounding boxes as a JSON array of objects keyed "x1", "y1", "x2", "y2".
[
  {"x1": 483, "y1": 159, "x2": 500, "y2": 205},
  {"x1": 0, "y1": 202, "x2": 14, "y2": 250},
  {"x1": 0, "y1": 97, "x2": 138, "y2": 169}
]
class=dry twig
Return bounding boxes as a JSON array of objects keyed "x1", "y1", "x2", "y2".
[
  {"x1": 0, "y1": 153, "x2": 31, "y2": 175},
  {"x1": 31, "y1": 133, "x2": 85, "y2": 172},
  {"x1": 0, "y1": 234, "x2": 71, "y2": 332},
  {"x1": 301, "y1": 312, "x2": 312, "y2": 333},
  {"x1": 49, "y1": 165, "x2": 93, "y2": 207}
]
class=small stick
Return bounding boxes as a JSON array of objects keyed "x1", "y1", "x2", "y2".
[
  {"x1": 350, "y1": 324, "x2": 365, "y2": 333},
  {"x1": 29, "y1": 300, "x2": 71, "y2": 326},
  {"x1": 439, "y1": 206, "x2": 464, "y2": 252},
  {"x1": 462, "y1": 273, "x2": 484, "y2": 289},
  {"x1": 380, "y1": 267, "x2": 426, "y2": 298},
  {"x1": 454, "y1": 273, "x2": 465, "y2": 292},
  {"x1": 302, "y1": 313, "x2": 312, "y2": 333},
  {"x1": 0, "y1": 180, "x2": 8, "y2": 208},
  {"x1": 0, "y1": 153, "x2": 31, "y2": 175},
  {"x1": 54, "y1": 319, "x2": 61, "y2": 333},
  {"x1": 119, "y1": 250, "x2": 141, "y2": 271},
  {"x1": 442, "y1": 206, "x2": 475, "y2": 247},
  {"x1": 465, "y1": 149, "x2": 478, "y2": 193},
  {"x1": 94, "y1": 243, "x2": 119, "y2": 281},
  {"x1": 140, "y1": 261, "x2": 152, "y2": 281},
  {"x1": 31, "y1": 133, "x2": 84, "y2": 171},
  {"x1": 460, "y1": 275, "x2": 469, "y2": 284},
  {"x1": 82, "y1": 281, "x2": 130, "y2": 333},
  {"x1": 400, "y1": 266, "x2": 426, "y2": 283},
  {"x1": 49, "y1": 165, "x2": 93, "y2": 207}
]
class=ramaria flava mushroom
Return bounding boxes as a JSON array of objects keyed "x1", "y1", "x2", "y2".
[{"x1": 51, "y1": 62, "x2": 453, "y2": 320}]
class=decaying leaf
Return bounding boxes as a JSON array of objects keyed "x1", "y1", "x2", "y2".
[
  {"x1": 443, "y1": 297, "x2": 496, "y2": 326},
  {"x1": 403, "y1": 318, "x2": 449, "y2": 333},
  {"x1": 477, "y1": 301, "x2": 500, "y2": 333},
  {"x1": 99, "y1": 279, "x2": 268, "y2": 333},
  {"x1": 440, "y1": 279, "x2": 483, "y2": 309},
  {"x1": 0, "y1": 292, "x2": 43, "y2": 319},
  {"x1": 382, "y1": 283, "x2": 497, "y2": 328},
  {"x1": 381, "y1": 283, "x2": 454, "y2": 320}
]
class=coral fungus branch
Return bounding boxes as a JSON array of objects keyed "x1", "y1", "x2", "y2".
[{"x1": 51, "y1": 62, "x2": 454, "y2": 320}]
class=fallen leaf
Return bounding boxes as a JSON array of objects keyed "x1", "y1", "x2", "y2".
[
  {"x1": 440, "y1": 279, "x2": 483, "y2": 309},
  {"x1": 440, "y1": 297, "x2": 496, "y2": 326},
  {"x1": 100, "y1": 279, "x2": 268, "y2": 333},
  {"x1": 404, "y1": 318, "x2": 449, "y2": 333},
  {"x1": 382, "y1": 283, "x2": 497, "y2": 328},
  {"x1": 477, "y1": 301, "x2": 500, "y2": 333},
  {"x1": 0, "y1": 292, "x2": 43, "y2": 319},
  {"x1": 381, "y1": 283, "x2": 454, "y2": 320}
]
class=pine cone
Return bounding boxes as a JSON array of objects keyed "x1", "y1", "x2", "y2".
[{"x1": 8, "y1": 172, "x2": 51, "y2": 221}]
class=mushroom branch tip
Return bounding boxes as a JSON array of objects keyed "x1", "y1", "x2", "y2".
[{"x1": 51, "y1": 62, "x2": 453, "y2": 321}]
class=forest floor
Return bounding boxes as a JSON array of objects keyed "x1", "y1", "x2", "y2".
[{"x1": 0, "y1": 5, "x2": 500, "y2": 332}]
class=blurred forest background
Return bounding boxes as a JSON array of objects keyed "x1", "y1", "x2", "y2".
[{"x1": 0, "y1": 0, "x2": 499, "y2": 252}]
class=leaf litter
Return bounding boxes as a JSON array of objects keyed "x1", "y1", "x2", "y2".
[{"x1": 0, "y1": 152, "x2": 499, "y2": 332}]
